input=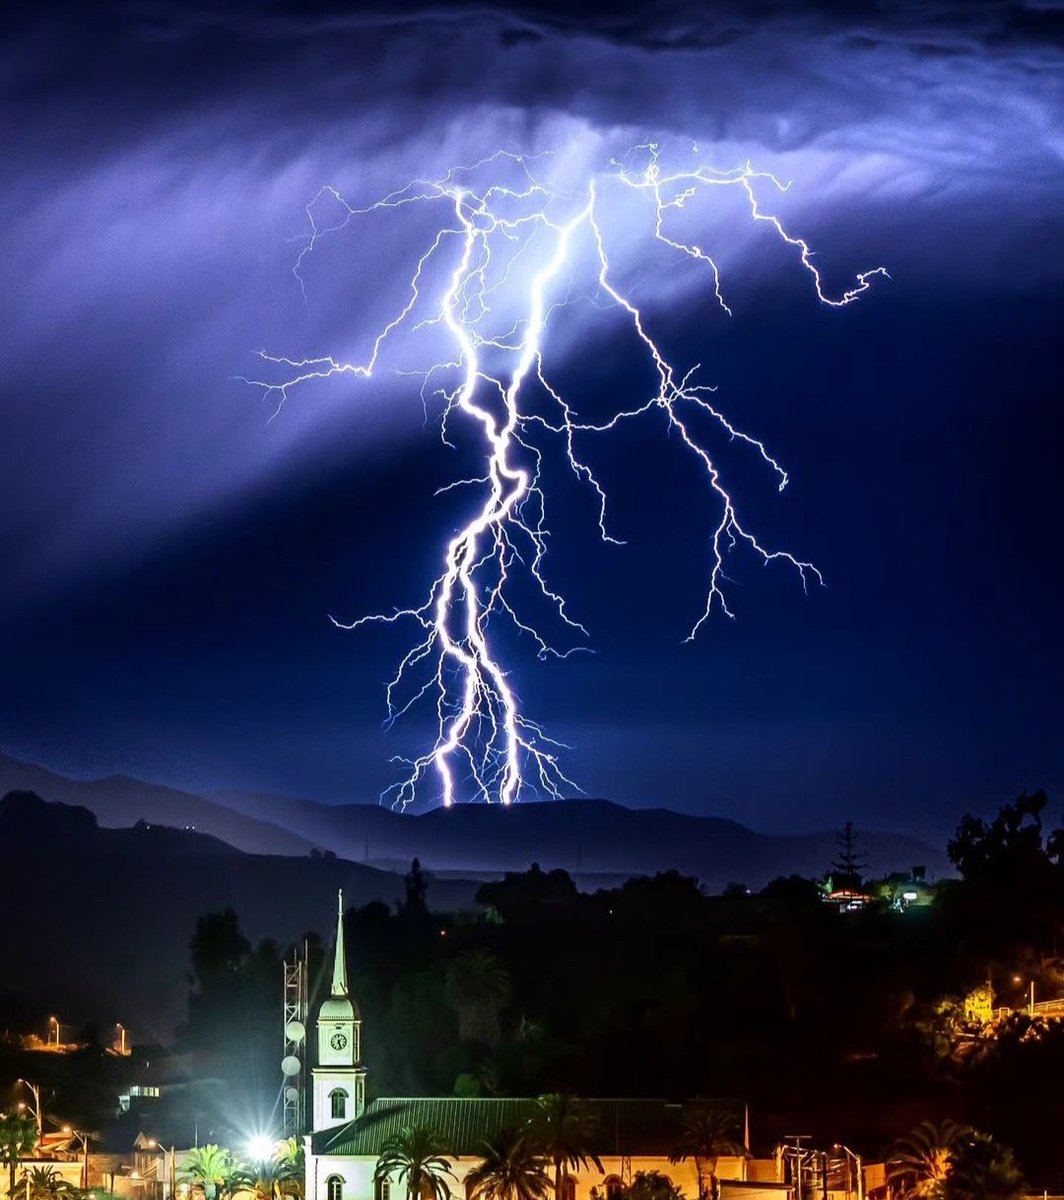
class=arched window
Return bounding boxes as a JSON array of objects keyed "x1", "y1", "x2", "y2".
[
  {"x1": 560, "y1": 1177, "x2": 578, "y2": 1200},
  {"x1": 327, "y1": 1177, "x2": 343, "y2": 1200},
  {"x1": 329, "y1": 1088, "x2": 348, "y2": 1120},
  {"x1": 604, "y1": 1177, "x2": 623, "y2": 1200},
  {"x1": 374, "y1": 1180, "x2": 391, "y2": 1200}
]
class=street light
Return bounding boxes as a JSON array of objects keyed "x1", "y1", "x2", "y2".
[
  {"x1": 15, "y1": 1080, "x2": 42, "y2": 1139},
  {"x1": 147, "y1": 1140, "x2": 176, "y2": 1200},
  {"x1": 61, "y1": 1127, "x2": 90, "y2": 1190},
  {"x1": 833, "y1": 1144, "x2": 864, "y2": 1200},
  {"x1": 1012, "y1": 975, "x2": 1035, "y2": 1014}
]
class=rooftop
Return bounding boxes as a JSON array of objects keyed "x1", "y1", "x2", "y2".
[{"x1": 313, "y1": 1097, "x2": 745, "y2": 1158}]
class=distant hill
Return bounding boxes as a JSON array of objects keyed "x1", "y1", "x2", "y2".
[
  {"x1": 0, "y1": 752, "x2": 314, "y2": 855},
  {"x1": 0, "y1": 789, "x2": 479, "y2": 1037},
  {"x1": 0, "y1": 751, "x2": 950, "y2": 891},
  {"x1": 209, "y1": 788, "x2": 948, "y2": 886}
]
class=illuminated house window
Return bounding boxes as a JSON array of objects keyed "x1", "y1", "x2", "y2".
[
  {"x1": 329, "y1": 1089, "x2": 348, "y2": 1120},
  {"x1": 327, "y1": 1177, "x2": 343, "y2": 1200}
]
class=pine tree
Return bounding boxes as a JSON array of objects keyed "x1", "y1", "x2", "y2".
[{"x1": 831, "y1": 821, "x2": 867, "y2": 889}]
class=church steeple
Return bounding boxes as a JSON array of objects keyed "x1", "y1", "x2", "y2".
[
  {"x1": 312, "y1": 888, "x2": 366, "y2": 1131},
  {"x1": 331, "y1": 888, "x2": 348, "y2": 996}
]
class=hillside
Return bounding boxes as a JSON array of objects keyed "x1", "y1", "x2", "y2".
[
  {"x1": 0, "y1": 752, "x2": 949, "y2": 891},
  {"x1": 0, "y1": 790, "x2": 478, "y2": 1036}
]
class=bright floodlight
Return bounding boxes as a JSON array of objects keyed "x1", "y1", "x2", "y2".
[{"x1": 246, "y1": 1136, "x2": 275, "y2": 1162}]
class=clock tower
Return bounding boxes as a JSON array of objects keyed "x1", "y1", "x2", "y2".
[{"x1": 311, "y1": 890, "x2": 366, "y2": 1131}]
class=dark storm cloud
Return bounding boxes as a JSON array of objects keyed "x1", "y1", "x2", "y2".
[
  {"x1": 2, "y1": 0, "x2": 1059, "y2": 600},
  {"x1": 0, "y1": 0, "x2": 1060, "y2": 826}
]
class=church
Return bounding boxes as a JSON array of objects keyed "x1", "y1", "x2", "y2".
[{"x1": 303, "y1": 895, "x2": 771, "y2": 1200}]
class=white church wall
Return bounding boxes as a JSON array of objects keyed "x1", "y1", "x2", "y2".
[{"x1": 307, "y1": 1153, "x2": 758, "y2": 1200}]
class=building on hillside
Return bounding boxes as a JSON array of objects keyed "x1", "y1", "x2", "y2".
[{"x1": 304, "y1": 892, "x2": 762, "y2": 1200}]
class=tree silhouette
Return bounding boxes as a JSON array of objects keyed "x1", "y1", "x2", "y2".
[
  {"x1": 669, "y1": 1106, "x2": 745, "y2": 1200},
  {"x1": 527, "y1": 1094, "x2": 602, "y2": 1200},
  {"x1": 465, "y1": 1128, "x2": 550, "y2": 1200},
  {"x1": 887, "y1": 1121, "x2": 967, "y2": 1200},
  {"x1": 0, "y1": 1113, "x2": 39, "y2": 1197},
  {"x1": 445, "y1": 951, "x2": 512, "y2": 1046},
  {"x1": 375, "y1": 1125, "x2": 454, "y2": 1200},
  {"x1": 831, "y1": 822, "x2": 867, "y2": 890}
]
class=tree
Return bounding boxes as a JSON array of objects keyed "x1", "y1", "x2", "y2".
[
  {"x1": 593, "y1": 1174, "x2": 687, "y2": 1200},
  {"x1": 401, "y1": 859, "x2": 429, "y2": 920},
  {"x1": 18, "y1": 1167, "x2": 72, "y2": 1200},
  {"x1": 238, "y1": 1144, "x2": 303, "y2": 1200},
  {"x1": 831, "y1": 822, "x2": 867, "y2": 890},
  {"x1": 182, "y1": 1145, "x2": 239, "y2": 1200},
  {"x1": 445, "y1": 951, "x2": 512, "y2": 1046},
  {"x1": 947, "y1": 1133, "x2": 1024, "y2": 1200},
  {"x1": 669, "y1": 1106, "x2": 745, "y2": 1200},
  {"x1": 0, "y1": 1113, "x2": 39, "y2": 1196},
  {"x1": 947, "y1": 792, "x2": 1051, "y2": 885},
  {"x1": 527, "y1": 1094, "x2": 602, "y2": 1200},
  {"x1": 888, "y1": 1121, "x2": 968, "y2": 1200},
  {"x1": 374, "y1": 1125, "x2": 454, "y2": 1200},
  {"x1": 465, "y1": 1128, "x2": 550, "y2": 1200}
]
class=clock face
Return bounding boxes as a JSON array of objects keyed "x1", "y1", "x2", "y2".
[{"x1": 330, "y1": 1032, "x2": 349, "y2": 1051}]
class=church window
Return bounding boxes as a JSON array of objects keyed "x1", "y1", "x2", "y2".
[
  {"x1": 329, "y1": 1088, "x2": 348, "y2": 1120},
  {"x1": 327, "y1": 1177, "x2": 343, "y2": 1200}
]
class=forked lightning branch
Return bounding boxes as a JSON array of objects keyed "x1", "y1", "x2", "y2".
[{"x1": 248, "y1": 144, "x2": 886, "y2": 810}]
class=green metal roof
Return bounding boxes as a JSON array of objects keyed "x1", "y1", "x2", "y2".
[{"x1": 313, "y1": 1097, "x2": 743, "y2": 1159}]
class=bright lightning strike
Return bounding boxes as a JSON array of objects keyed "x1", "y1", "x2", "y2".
[{"x1": 247, "y1": 142, "x2": 887, "y2": 809}]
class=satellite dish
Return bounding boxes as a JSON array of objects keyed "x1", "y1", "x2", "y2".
[
  {"x1": 285, "y1": 1020, "x2": 306, "y2": 1042},
  {"x1": 281, "y1": 1055, "x2": 301, "y2": 1077},
  {"x1": 284, "y1": 1087, "x2": 299, "y2": 1103}
]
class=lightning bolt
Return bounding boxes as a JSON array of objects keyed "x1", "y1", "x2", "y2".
[{"x1": 246, "y1": 142, "x2": 887, "y2": 808}]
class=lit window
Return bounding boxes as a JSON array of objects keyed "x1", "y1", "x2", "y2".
[
  {"x1": 327, "y1": 1177, "x2": 343, "y2": 1200},
  {"x1": 329, "y1": 1089, "x2": 348, "y2": 1120}
]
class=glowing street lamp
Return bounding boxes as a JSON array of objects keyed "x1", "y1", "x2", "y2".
[
  {"x1": 1012, "y1": 975, "x2": 1035, "y2": 1014},
  {"x1": 833, "y1": 1144, "x2": 864, "y2": 1200},
  {"x1": 15, "y1": 1080, "x2": 42, "y2": 1138},
  {"x1": 147, "y1": 1140, "x2": 177, "y2": 1200},
  {"x1": 62, "y1": 1127, "x2": 90, "y2": 1189}
]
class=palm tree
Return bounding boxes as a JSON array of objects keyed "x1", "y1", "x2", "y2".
[
  {"x1": 237, "y1": 1140, "x2": 303, "y2": 1200},
  {"x1": 19, "y1": 1167, "x2": 72, "y2": 1200},
  {"x1": 445, "y1": 952, "x2": 512, "y2": 1046},
  {"x1": 888, "y1": 1121, "x2": 968, "y2": 1200},
  {"x1": 669, "y1": 1106, "x2": 745, "y2": 1200},
  {"x1": 182, "y1": 1145, "x2": 239, "y2": 1200},
  {"x1": 527, "y1": 1094, "x2": 602, "y2": 1200},
  {"x1": 374, "y1": 1126, "x2": 454, "y2": 1200},
  {"x1": 465, "y1": 1128, "x2": 550, "y2": 1200},
  {"x1": 0, "y1": 1113, "x2": 39, "y2": 1197},
  {"x1": 273, "y1": 1140, "x2": 305, "y2": 1200},
  {"x1": 946, "y1": 1132, "x2": 1024, "y2": 1200}
]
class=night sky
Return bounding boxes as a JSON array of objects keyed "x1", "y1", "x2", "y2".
[{"x1": 1, "y1": 0, "x2": 1060, "y2": 840}]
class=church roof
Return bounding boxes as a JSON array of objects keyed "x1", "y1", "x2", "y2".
[{"x1": 312, "y1": 1097, "x2": 744, "y2": 1158}]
